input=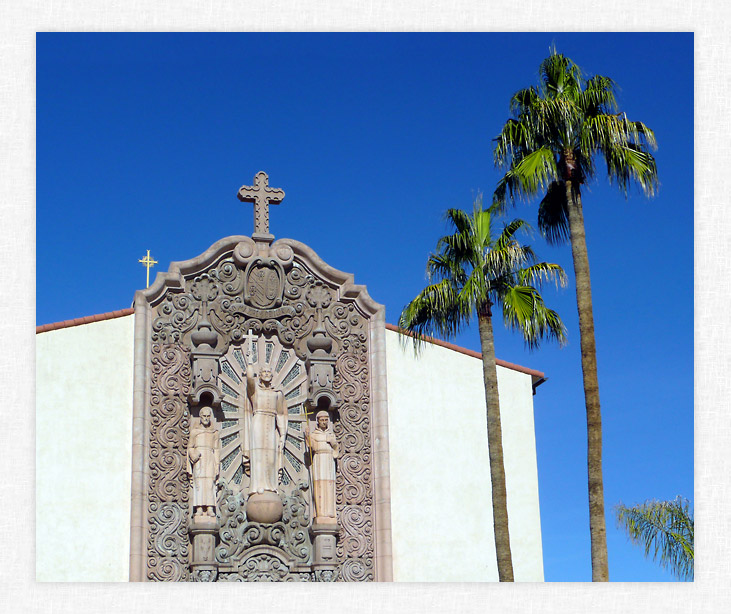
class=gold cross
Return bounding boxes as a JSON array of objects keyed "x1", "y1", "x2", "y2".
[
  {"x1": 237, "y1": 171, "x2": 285, "y2": 235},
  {"x1": 138, "y1": 250, "x2": 158, "y2": 288}
]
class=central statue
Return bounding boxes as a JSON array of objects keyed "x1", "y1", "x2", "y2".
[
  {"x1": 243, "y1": 335, "x2": 288, "y2": 523},
  {"x1": 245, "y1": 363, "x2": 287, "y2": 494}
]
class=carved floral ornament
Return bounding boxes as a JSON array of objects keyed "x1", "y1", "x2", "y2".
[{"x1": 134, "y1": 232, "x2": 389, "y2": 582}]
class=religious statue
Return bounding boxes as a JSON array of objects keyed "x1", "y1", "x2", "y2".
[
  {"x1": 305, "y1": 411, "x2": 339, "y2": 522},
  {"x1": 187, "y1": 406, "x2": 221, "y2": 517},
  {"x1": 245, "y1": 340, "x2": 288, "y2": 495}
]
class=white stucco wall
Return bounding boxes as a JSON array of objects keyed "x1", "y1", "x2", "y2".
[
  {"x1": 36, "y1": 315, "x2": 135, "y2": 582},
  {"x1": 35, "y1": 316, "x2": 542, "y2": 582},
  {"x1": 385, "y1": 328, "x2": 544, "y2": 581}
]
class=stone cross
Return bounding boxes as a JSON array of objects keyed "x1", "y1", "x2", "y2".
[
  {"x1": 237, "y1": 171, "x2": 285, "y2": 235},
  {"x1": 244, "y1": 328, "x2": 256, "y2": 363}
]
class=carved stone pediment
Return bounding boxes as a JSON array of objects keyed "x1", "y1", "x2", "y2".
[{"x1": 130, "y1": 230, "x2": 391, "y2": 582}]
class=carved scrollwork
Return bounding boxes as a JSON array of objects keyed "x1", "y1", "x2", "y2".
[
  {"x1": 148, "y1": 556, "x2": 189, "y2": 582},
  {"x1": 144, "y1": 242, "x2": 377, "y2": 581},
  {"x1": 239, "y1": 553, "x2": 290, "y2": 582},
  {"x1": 190, "y1": 274, "x2": 219, "y2": 304},
  {"x1": 281, "y1": 482, "x2": 312, "y2": 564},
  {"x1": 149, "y1": 447, "x2": 188, "y2": 503},
  {"x1": 150, "y1": 397, "x2": 188, "y2": 448},
  {"x1": 337, "y1": 505, "x2": 373, "y2": 559},
  {"x1": 331, "y1": 330, "x2": 374, "y2": 580},
  {"x1": 147, "y1": 502, "x2": 189, "y2": 582},
  {"x1": 214, "y1": 481, "x2": 312, "y2": 568},
  {"x1": 336, "y1": 454, "x2": 371, "y2": 506},
  {"x1": 216, "y1": 482, "x2": 247, "y2": 564},
  {"x1": 146, "y1": 342, "x2": 191, "y2": 581},
  {"x1": 153, "y1": 294, "x2": 198, "y2": 343},
  {"x1": 151, "y1": 344, "x2": 192, "y2": 397},
  {"x1": 338, "y1": 557, "x2": 374, "y2": 582},
  {"x1": 217, "y1": 573, "x2": 244, "y2": 581}
]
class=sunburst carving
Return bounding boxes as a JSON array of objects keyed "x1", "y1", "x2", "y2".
[{"x1": 217, "y1": 335, "x2": 309, "y2": 494}]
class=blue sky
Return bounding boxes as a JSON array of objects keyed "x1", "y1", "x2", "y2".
[{"x1": 36, "y1": 32, "x2": 693, "y2": 582}]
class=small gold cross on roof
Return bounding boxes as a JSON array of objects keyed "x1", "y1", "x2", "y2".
[
  {"x1": 237, "y1": 171, "x2": 285, "y2": 235},
  {"x1": 138, "y1": 249, "x2": 158, "y2": 288}
]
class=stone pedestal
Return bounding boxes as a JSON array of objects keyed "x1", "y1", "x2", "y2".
[
  {"x1": 310, "y1": 521, "x2": 339, "y2": 580},
  {"x1": 246, "y1": 491, "x2": 283, "y2": 524},
  {"x1": 189, "y1": 514, "x2": 219, "y2": 582}
]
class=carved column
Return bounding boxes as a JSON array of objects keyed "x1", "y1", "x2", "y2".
[
  {"x1": 189, "y1": 515, "x2": 219, "y2": 582},
  {"x1": 305, "y1": 281, "x2": 337, "y2": 410},
  {"x1": 311, "y1": 521, "x2": 339, "y2": 582},
  {"x1": 190, "y1": 320, "x2": 221, "y2": 406}
]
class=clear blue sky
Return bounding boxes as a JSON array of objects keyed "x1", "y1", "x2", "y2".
[{"x1": 36, "y1": 32, "x2": 693, "y2": 582}]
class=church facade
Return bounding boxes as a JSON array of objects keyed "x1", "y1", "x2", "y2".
[{"x1": 36, "y1": 174, "x2": 546, "y2": 582}]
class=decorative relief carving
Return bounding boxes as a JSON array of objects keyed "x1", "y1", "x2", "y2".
[
  {"x1": 331, "y1": 326, "x2": 374, "y2": 581},
  {"x1": 238, "y1": 552, "x2": 290, "y2": 582},
  {"x1": 192, "y1": 568, "x2": 218, "y2": 582},
  {"x1": 146, "y1": 343, "x2": 192, "y2": 582},
  {"x1": 338, "y1": 557, "x2": 374, "y2": 583},
  {"x1": 143, "y1": 236, "x2": 376, "y2": 581},
  {"x1": 215, "y1": 480, "x2": 312, "y2": 570},
  {"x1": 246, "y1": 260, "x2": 285, "y2": 309}
]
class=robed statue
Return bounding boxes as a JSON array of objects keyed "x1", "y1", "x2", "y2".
[
  {"x1": 187, "y1": 406, "x2": 221, "y2": 517},
  {"x1": 305, "y1": 410, "x2": 339, "y2": 522},
  {"x1": 244, "y1": 340, "x2": 288, "y2": 495}
]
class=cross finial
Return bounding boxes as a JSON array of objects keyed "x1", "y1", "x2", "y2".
[
  {"x1": 138, "y1": 249, "x2": 158, "y2": 288},
  {"x1": 237, "y1": 171, "x2": 285, "y2": 235}
]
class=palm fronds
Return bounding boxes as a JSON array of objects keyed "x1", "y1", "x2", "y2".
[{"x1": 614, "y1": 497, "x2": 694, "y2": 581}]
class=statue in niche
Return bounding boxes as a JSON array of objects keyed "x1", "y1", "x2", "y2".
[
  {"x1": 187, "y1": 406, "x2": 221, "y2": 517},
  {"x1": 305, "y1": 411, "x2": 339, "y2": 522},
  {"x1": 245, "y1": 344, "x2": 288, "y2": 495}
]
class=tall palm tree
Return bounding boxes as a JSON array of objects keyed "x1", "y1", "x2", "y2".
[
  {"x1": 398, "y1": 199, "x2": 566, "y2": 581},
  {"x1": 492, "y1": 51, "x2": 658, "y2": 581},
  {"x1": 615, "y1": 497, "x2": 693, "y2": 581}
]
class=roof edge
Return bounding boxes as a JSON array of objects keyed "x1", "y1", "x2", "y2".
[
  {"x1": 34, "y1": 311, "x2": 546, "y2": 386},
  {"x1": 384, "y1": 323, "x2": 546, "y2": 382},
  {"x1": 36, "y1": 308, "x2": 135, "y2": 334}
]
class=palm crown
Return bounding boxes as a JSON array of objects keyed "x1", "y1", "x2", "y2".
[
  {"x1": 491, "y1": 50, "x2": 660, "y2": 581},
  {"x1": 493, "y1": 51, "x2": 658, "y2": 243},
  {"x1": 399, "y1": 200, "x2": 567, "y2": 349},
  {"x1": 398, "y1": 198, "x2": 566, "y2": 581}
]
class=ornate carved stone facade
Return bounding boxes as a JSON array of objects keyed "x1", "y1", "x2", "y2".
[{"x1": 129, "y1": 231, "x2": 392, "y2": 582}]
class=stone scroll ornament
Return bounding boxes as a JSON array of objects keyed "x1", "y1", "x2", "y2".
[{"x1": 135, "y1": 173, "x2": 387, "y2": 582}]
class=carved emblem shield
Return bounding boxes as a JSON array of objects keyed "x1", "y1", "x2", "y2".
[{"x1": 245, "y1": 261, "x2": 284, "y2": 309}]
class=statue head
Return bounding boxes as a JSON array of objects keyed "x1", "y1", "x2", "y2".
[
  {"x1": 316, "y1": 410, "x2": 329, "y2": 431},
  {"x1": 259, "y1": 368, "x2": 274, "y2": 386},
  {"x1": 199, "y1": 406, "x2": 213, "y2": 427}
]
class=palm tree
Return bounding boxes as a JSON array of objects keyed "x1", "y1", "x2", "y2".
[
  {"x1": 398, "y1": 199, "x2": 566, "y2": 581},
  {"x1": 615, "y1": 497, "x2": 693, "y2": 580},
  {"x1": 492, "y1": 51, "x2": 659, "y2": 581}
]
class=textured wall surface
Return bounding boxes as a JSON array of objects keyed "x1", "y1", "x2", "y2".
[
  {"x1": 385, "y1": 329, "x2": 543, "y2": 582},
  {"x1": 36, "y1": 316, "x2": 135, "y2": 582}
]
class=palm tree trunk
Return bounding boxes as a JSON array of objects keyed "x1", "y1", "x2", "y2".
[
  {"x1": 565, "y1": 180, "x2": 609, "y2": 581},
  {"x1": 477, "y1": 304, "x2": 514, "y2": 582}
]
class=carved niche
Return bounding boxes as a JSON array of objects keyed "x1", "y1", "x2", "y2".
[{"x1": 131, "y1": 234, "x2": 388, "y2": 582}]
